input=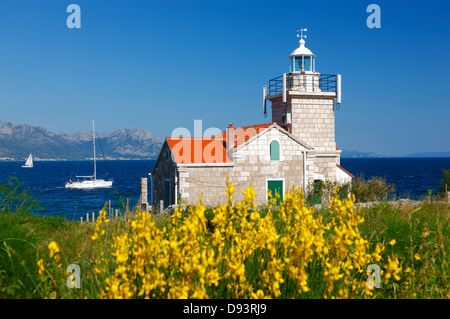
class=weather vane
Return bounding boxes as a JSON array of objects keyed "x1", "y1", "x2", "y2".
[{"x1": 297, "y1": 28, "x2": 307, "y2": 40}]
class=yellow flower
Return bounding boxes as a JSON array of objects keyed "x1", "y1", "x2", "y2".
[
  {"x1": 385, "y1": 256, "x2": 402, "y2": 283},
  {"x1": 250, "y1": 289, "x2": 267, "y2": 299},
  {"x1": 92, "y1": 182, "x2": 409, "y2": 299},
  {"x1": 48, "y1": 241, "x2": 60, "y2": 258},
  {"x1": 414, "y1": 253, "x2": 421, "y2": 261},
  {"x1": 37, "y1": 258, "x2": 45, "y2": 276}
]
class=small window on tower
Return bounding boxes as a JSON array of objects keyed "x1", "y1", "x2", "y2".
[
  {"x1": 270, "y1": 140, "x2": 280, "y2": 161},
  {"x1": 165, "y1": 149, "x2": 170, "y2": 161}
]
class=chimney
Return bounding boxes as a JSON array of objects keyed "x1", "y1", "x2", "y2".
[
  {"x1": 140, "y1": 177, "x2": 148, "y2": 211},
  {"x1": 226, "y1": 123, "x2": 235, "y2": 161}
]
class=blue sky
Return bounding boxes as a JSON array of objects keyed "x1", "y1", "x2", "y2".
[{"x1": 0, "y1": 0, "x2": 448, "y2": 156}]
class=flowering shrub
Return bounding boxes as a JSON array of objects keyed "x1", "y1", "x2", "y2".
[
  {"x1": 66, "y1": 179, "x2": 405, "y2": 299},
  {"x1": 36, "y1": 179, "x2": 415, "y2": 298}
]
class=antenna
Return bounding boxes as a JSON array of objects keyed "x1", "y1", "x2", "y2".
[
  {"x1": 336, "y1": 74, "x2": 342, "y2": 104},
  {"x1": 263, "y1": 85, "x2": 267, "y2": 116},
  {"x1": 297, "y1": 28, "x2": 307, "y2": 40}
]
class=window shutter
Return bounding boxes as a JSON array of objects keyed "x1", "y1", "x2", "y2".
[{"x1": 270, "y1": 140, "x2": 280, "y2": 161}]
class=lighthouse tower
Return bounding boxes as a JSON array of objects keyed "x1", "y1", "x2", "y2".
[{"x1": 263, "y1": 29, "x2": 342, "y2": 181}]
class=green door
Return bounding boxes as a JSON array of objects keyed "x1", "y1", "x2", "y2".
[{"x1": 268, "y1": 180, "x2": 283, "y2": 204}]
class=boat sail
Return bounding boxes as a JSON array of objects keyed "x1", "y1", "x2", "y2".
[
  {"x1": 65, "y1": 121, "x2": 113, "y2": 189},
  {"x1": 22, "y1": 154, "x2": 33, "y2": 168}
]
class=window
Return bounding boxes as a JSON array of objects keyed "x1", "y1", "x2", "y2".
[
  {"x1": 270, "y1": 140, "x2": 280, "y2": 161},
  {"x1": 295, "y1": 56, "x2": 303, "y2": 71},
  {"x1": 304, "y1": 56, "x2": 311, "y2": 71},
  {"x1": 165, "y1": 149, "x2": 170, "y2": 161},
  {"x1": 164, "y1": 179, "x2": 170, "y2": 208}
]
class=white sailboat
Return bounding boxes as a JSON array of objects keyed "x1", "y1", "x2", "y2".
[
  {"x1": 65, "y1": 121, "x2": 113, "y2": 189},
  {"x1": 22, "y1": 154, "x2": 33, "y2": 168}
]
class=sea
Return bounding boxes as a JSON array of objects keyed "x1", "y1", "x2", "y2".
[{"x1": 0, "y1": 157, "x2": 449, "y2": 221}]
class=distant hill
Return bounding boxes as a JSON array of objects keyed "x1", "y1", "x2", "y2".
[
  {"x1": 0, "y1": 121, "x2": 163, "y2": 160},
  {"x1": 340, "y1": 149, "x2": 389, "y2": 158},
  {"x1": 403, "y1": 151, "x2": 450, "y2": 158},
  {"x1": 340, "y1": 149, "x2": 450, "y2": 158}
]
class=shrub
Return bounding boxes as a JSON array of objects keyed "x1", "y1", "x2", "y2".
[
  {"x1": 439, "y1": 168, "x2": 450, "y2": 195},
  {"x1": 2, "y1": 179, "x2": 449, "y2": 299},
  {"x1": 350, "y1": 174, "x2": 395, "y2": 203},
  {"x1": 35, "y1": 180, "x2": 412, "y2": 299},
  {"x1": 306, "y1": 180, "x2": 344, "y2": 205},
  {"x1": 0, "y1": 175, "x2": 40, "y2": 215}
]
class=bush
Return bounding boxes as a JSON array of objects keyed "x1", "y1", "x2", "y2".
[
  {"x1": 2, "y1": 180, "x2": 449, "y2": 299},
  {"x1": 35, "y1": 181, "x2": 412, "y2": 299},
  {"x1": 0, "y1": 175, "x2": 40, "y2": 215},
  {"x1": 304, "y1": 174, "x2": 392, "y2": 205},
  {"x1": 351, "y1": 174, "x2": 395, "y2": 203},
  {"x1": 440, "y1": 168, "x2": 450, "y2": 195},
  {"x1": 306, "y1": 180, "x2": 346, "y2": 205}
]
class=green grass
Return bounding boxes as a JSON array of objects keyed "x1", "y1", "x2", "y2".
[
  {"x1": 355, "y1": 199, "x2": 450, "y2": 298},
  {"x1": 0, "y1": 176, "x2": 96, "y2": 298},
  {"x1": 0, "y1": 212, "x2": 94, "y2": 298}
]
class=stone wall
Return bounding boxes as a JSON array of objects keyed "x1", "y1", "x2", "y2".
[
  {"x1": 177, "y1": 126, "x2": 315, "y2": 206},
  {"x1": 313, "y1": 152, "x2": 340, "y2": 181},
  {"x1": 270, "y1": 92, "x2": 339, "y2": 183},
  {"x1": 271, "y1": 95, "x2": 336, "y2": 152}
]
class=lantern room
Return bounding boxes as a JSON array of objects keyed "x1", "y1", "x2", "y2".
[{"x1": 289, "y1": 38, "x2": 316, "y2": 73}]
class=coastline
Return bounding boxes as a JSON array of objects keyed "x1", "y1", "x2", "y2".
[{"x1": 0, "y1": 158, "x2": 157, "y2": 161}]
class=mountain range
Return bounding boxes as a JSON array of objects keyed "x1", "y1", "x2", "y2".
[
  {"x1": 0, "y1": 121, "x2": 164, "y2": 160},
  {"x1": 340, "y1": 149, "x2": 450, "y2": 158},
  {"x1": 402, "y1": 151, "x2": 450, "y2": 158},
  {"x1": 1, "y1": 121, "x2": 448, "y2": 161},
  {"x1": 339, "y1": 149, "x2": 389, "y2": 158}
]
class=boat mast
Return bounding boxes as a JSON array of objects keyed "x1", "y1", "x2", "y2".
[{"x1": 93, "y1": 120, "x2": 96, "y2": 180}]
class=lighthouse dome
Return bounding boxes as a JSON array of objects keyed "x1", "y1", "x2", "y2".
[{"x1": 289, "y1": 39, "x2": 315, "y2": 57}]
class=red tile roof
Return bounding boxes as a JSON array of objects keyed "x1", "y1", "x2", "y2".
[
  {"x1": 166, "y1": 137, "x2": 232, "y2": 164},
  {"x1": 166, "y1": 123, "x2": 274, "y2": 164}
]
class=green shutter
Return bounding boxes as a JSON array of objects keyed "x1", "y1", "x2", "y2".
[
  {"x1": 270, "y1": 140, "x2": 280, "y2": 161},
  {"x1": 268, "y1": 180, "x2": 283, "y2": 204}
]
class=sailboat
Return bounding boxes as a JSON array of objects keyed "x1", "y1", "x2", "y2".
[
  {"x1": 22, "y1": 154, "x2": 33, "y2": 168},
  {"x1": 65, "y1": 121, "x2": 113, "y2": 189}
]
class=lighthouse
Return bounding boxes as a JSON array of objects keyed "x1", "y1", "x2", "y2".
[
  {"x1": 264, "y1": 29, "x2": 343, "y2": 181},
  {"x1": 151, "y1": 29, "x2": 353, "y2": 209}
]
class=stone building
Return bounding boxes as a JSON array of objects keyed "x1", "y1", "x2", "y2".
[{"x1": 151, "y1": 33, "x2": 354, "y2": 208}]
